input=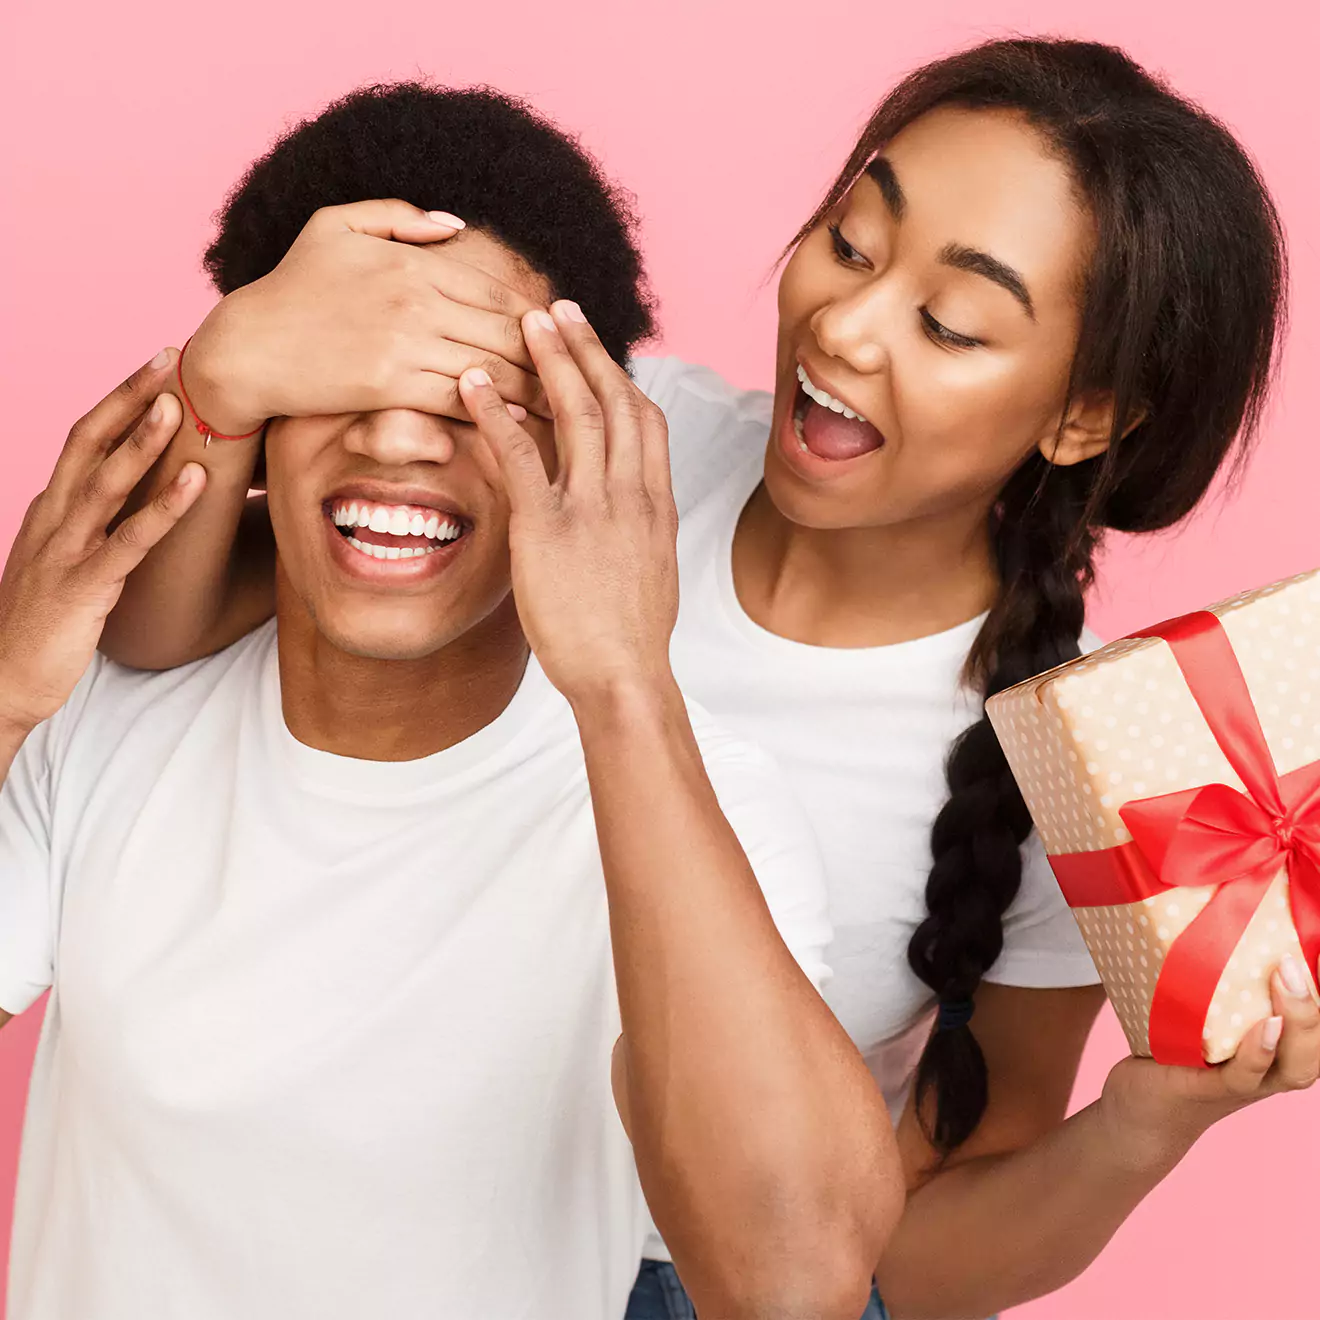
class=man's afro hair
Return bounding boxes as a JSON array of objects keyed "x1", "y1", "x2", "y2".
[{"x1": 204, "y1": 82, "x2": 656, "y2": 364}]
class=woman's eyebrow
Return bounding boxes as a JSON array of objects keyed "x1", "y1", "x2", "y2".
[
  {"x1": 938, "y1": 243, "x2": 1036, "y2": 319},
  {"x1": 863, "y1": 156, "x2": 906, "y2": 219},
  {"x1": 864, "y1": 154, "x2": 1036, "y2": 319}
]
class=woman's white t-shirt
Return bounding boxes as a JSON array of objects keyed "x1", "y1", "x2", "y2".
[{"x1": 638, "y1": 356, "x2": 1102, "y2": 1121}]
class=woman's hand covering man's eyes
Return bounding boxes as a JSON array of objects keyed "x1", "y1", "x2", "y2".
[{"x1": 181, "y1": 199, "x2": 552, "y2": 439}]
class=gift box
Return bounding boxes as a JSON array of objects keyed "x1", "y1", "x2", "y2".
[{"x1": 987, "y1": 569, "x2": 1320, "y2": 1067}]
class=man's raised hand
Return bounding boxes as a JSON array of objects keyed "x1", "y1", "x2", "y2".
[
  {"x1": 458, "y1": 301, "x2": 678, "y2": 708},
  {"x1": 0, "y1": 353, "x2": 205, "y2": 734}
]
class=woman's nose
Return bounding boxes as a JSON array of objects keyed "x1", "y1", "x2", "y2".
[
  {"x1": 339, "y1": 409, "x2": 459, "y2": 467},
  {"x1": 810, "y1": 284, "x2": 890, "y2": 376}
]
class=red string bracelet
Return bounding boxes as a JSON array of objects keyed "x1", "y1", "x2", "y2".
[{"x1": 176, "y1": 338, "x2": 265, "y2": 447}]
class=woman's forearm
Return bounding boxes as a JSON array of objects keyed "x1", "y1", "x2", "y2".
[
  {"x1": 876, "y1": 1097, "x2": 1197, "y2": 1319},
  {"x1": 573, "y1": 678, "x2": 903, "y2": 1320},
  {"x1": 101, "y1": 453, "x2": 269, "y2": 668}
]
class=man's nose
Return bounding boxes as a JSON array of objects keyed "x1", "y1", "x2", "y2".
[{"x1": 340, "y1": 409, "x2": 459, "y2": 466}]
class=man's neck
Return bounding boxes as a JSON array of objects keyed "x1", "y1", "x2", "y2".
[{"x1": 275, "y1": 590, "x2": 531, "y2": 763}]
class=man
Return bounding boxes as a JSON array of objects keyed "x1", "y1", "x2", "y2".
[{"x1": 0, "y1": 85, "x2": 900, "y2": 1320}]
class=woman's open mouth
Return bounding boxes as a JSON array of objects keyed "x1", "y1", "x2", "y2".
[{"x1": 791, "y1": 364, "x2": 886, "y2": 462}]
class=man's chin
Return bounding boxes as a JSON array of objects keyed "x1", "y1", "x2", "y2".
[
  {"x1": 307, "y1": 613, "x2": 462, "y2": 664},
  {"x1": 324, "y1": 631, "x2": 455, "y2": 663},
  {"x1": 279, "y1": 573, "x2": 522, "y2": 668}
]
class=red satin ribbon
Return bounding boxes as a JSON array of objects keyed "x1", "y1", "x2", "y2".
[{"x1": 1047, "y1": 611, "x2": 1320, "y2": 1067}]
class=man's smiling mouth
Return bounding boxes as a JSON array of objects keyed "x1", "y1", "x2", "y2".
[{"x1": 326, "y1": 498, "x2": 468, "y2": 561}]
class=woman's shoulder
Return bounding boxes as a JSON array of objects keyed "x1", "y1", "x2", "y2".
[
  {"x1": 630, "y1": 356, "x2": 772, "y2": 519},
  {"x1": 1079, "y1": 625, "x2": 1105, "y2": 655},
  {"x1": 630, "y1": 355, "x2": 773, "y2": 423}
]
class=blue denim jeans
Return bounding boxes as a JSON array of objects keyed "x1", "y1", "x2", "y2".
[{"x1": 624, "y1": 1259, "x2": 889, "y2": 1320}]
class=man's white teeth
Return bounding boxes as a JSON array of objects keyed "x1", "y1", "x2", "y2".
[
  {"x1": 796, "y1": 365, "x2": 868, "y2": 423},
  {"x1": 344, "y1": 537, "x2": 441, "y2": 560},
  {"x1": 330, "y1": 501, "x2": 462, "y2": 544}
]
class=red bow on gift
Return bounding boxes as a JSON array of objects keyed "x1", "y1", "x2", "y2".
[{"x1": 1048, "y1": 611, "x2": 1320, "y2": 1067}]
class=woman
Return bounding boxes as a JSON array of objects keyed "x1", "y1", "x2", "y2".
[{"x1": 99, "y1": 38, "x2": 1316, "y2": 1320}]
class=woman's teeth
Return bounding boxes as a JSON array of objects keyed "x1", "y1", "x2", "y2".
[
  {"x1": 796, "y1": 365, "x2": 868, "y2": 422},
  {"x1": 329, "y1": 500, "x2": 463, "y2": 561}
]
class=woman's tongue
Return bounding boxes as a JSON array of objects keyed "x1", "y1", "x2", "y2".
[{"x1": 801, "y1": 400, "x2": 884, "y2": 461}]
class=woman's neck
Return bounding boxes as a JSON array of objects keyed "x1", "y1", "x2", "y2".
[{"x1": 730, "y1": 483, "x2": 999, "y2": 649}]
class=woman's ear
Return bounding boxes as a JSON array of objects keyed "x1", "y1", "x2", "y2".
[{"x1": 1040, "y1": 391, "x2": 1147, "y2": 468}]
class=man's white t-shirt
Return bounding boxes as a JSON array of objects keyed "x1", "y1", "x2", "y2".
[
  {"x1": 638, "y1": 356, "x2": 1102, "y2": 1123},
  {"x1": 0, "y1": 620, "x2": 830, "y2": 1320}
]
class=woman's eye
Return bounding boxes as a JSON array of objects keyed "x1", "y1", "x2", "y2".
[
  {"x1": 920, "y1": 307, "x2": 981, "y2": 350},
  {"x1": 827, "y1": 223, "x2": 866, "y2": 266}
]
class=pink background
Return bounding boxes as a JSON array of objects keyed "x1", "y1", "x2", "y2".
[{"x1": 2, "y1": 1, "x2": 1317, "y2": 1316}]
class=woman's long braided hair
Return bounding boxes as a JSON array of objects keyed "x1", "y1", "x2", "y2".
[{"x1": 789, "y1": 39, "x2": 1288, "y2": 1154}]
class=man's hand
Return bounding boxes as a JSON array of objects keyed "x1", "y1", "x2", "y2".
[
  {"x1": 458, "y1": 301, "x2": 678, "y2": 707},
  {"x1": 184, "y1": 200, "x2": 550, "y2": 437},
  {"x1": 466, "y1": 305, "x2": 898, "y2": 1319},
  {"x1": 0, "y1": 353, "x2": 206, "y2": 734}
]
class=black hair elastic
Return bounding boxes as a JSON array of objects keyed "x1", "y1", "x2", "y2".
[{"x1": 936, "y1": 998, "x2": 975, "y2": 1032}]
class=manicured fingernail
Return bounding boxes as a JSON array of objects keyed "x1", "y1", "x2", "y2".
[
  {"x1": 149, "y1": 349, "x2": 171, "y2": 370},
  {"x1": 426, "y1": 211, "x2": 465, "y2": 229},
  {"x1": 148, "y1": 398, "x2": 163, "y2": 423},
  {"x1": 463, "y1": 368, "x2": 492, "y2": 388},
  {"x1": 555, "y1": 300, "x2": 587, "y2": 324},
  {"x1": 526, "y1": 310, "x2": 557, "y2": 334},
  {"x1": 1262, "y1": 1015, "x2": 1284, "y2": 1052},
  {"x1": 506, "y1": 403, "x2": 528, "y2": 422},
  {"x1": 176, "y1": 463, "x2": 202, "y2": 489},
  {"x1": 1280, "y1": 954, "x2": 1309, "y2": 999}
]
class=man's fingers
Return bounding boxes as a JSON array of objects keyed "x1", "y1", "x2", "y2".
[
  {"x1": 521, "y1": 310, "x2": 609, "y2": 481},
  {"x1": 457, "y1": 369, "x2": 553, "y2": 514},
  {"x1": 86, "y1": 463, "x2": 207, "y2": 585},
  {"x1": 641, "y1": 411, "x2": 676, "y2": 510},
  {"x1": 547, "y1": 300, "x2": 651, "y2": 490},
  {"x1": 314, "y1": 198, "x2": 466, "y2": 244},
  {"x1": 1268, "y1": 957, "x2": 1320, "y2": 1090},
  {"x1": 548, "y1": 299, "x2": 673, "y2": 501},
  {"x1": 48, "y1": 349, "x2": 179, "y2": 504},
  {"x1": 56, "y1": 392, "x2": 187, "y2": 553}
]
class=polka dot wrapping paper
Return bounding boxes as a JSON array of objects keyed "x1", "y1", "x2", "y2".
[{"x1": 987, "y1": 568, "x2": 1320, "y2": 1064}]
